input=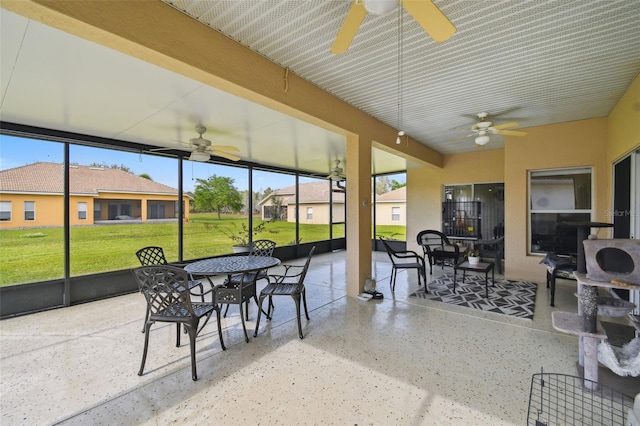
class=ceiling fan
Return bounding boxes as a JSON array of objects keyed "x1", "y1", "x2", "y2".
[
  {"x1": 331, "y1": 0, "x2": 456, "y2": 54},
  {"x1": 328, "y1": 160, "x2": 346, "y2": 181},
  {"x1": 183, "y1": 125, "x2": 241, "y2": 162},
  {"x1": 457, "y1": 112, "x2": 528, "y2": 146}
]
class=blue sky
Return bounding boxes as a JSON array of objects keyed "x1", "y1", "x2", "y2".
[{"x1": 1, "y1": 134, "x2": 404, "y2": 193}]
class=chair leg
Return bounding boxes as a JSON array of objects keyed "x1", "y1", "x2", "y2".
[
  {"x1": 390, "y1": 266, "x2": 396, "y2": 292},
  {"x1": 254, "y1": 294, "x2": 267, "y2": 337},
  {"x1": 141, "y1": 306, "x2": 150, "y2": 333},
  {"x1": 184, "y1": 321, "x2": 199, "y2": 381},
  {"x1": 418, "y1": 267, "x2": 426, "y2": 291},
  {"x1": 138, "y1": 322, "x2": 152, "y2": 376},
  {"x1": 254, "y1": 294, "x2": 269, "y2": 318},
  {"x1": 239, "y1": 305, "x2": 250, "y2": 343},
  {"x1": 550, "y1": 273, "x2": 556, "y2": 307},
  {"x1": 223, "y1": 304, "x2": 230, "y2": 318},
  {"x1": 196, "y1": 309, "x2": 213, "y2": 336},
  {"x1": 266, "y1": 295, "x2": 274, "y2": 319},
  {"x1": 293, "y1": 294, "x2": 304, "y2": 339},
  {"x1": 302, "y1": 288, "x2": 310, "y2": 321},
  {"x1": 216, "y1": 308, "x2": 226, "y2": 350},
  {"x1": 198, "y1": 283, "x2": 205, "y2": 303}
]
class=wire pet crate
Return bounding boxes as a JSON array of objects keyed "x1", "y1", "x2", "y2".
[{"x1": 527, "y1": 372, "x2": 634, "y2": 425}]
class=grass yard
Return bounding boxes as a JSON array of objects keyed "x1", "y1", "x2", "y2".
[{"x1": 0, "y1": 213, "x2": 405, "y2": 287}]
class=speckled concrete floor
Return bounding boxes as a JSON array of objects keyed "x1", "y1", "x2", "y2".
[{"x1": 1, "y1": 251, "x2": 638, "y2": 425}]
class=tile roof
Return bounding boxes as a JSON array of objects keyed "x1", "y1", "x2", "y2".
[
  {"x1": 0, "y1": 162, "x2": 179, "y2": 195},
  {"x1": 261, "y1": 181, "x2": 345, "y2": 205},
  {"x1": 376, "y1": 186, "x2": 406, "y2": 202}
]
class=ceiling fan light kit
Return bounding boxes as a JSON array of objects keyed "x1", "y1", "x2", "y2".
[
  {"x1": 396, "y1": 130, "x2": 405, "y2": 145},
  {"x1": 475, "y1": 135, "x2": 490, "y2": 146},
  {"x1": 189, "y1": 151, "x2": 210, "y2": 162}
]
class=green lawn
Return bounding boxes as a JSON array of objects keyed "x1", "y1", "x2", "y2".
[{"x1": 0, "y1": 213, "x2": 405, "y2": 286}]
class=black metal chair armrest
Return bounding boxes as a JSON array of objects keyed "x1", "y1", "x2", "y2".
[{"x1": 393, "y1": 250, "x2": 422, "y2": 260}]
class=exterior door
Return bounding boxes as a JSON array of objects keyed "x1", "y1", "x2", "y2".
[{"x1": 612, "y1": 149, "x2": 640, "y2": 313}]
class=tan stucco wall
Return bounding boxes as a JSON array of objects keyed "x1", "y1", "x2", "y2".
[
  {"x1": 297, "y1": 202, "x2": 345, "y2": 225},
  {"x1": 607, "y1": 73, "x2": 640, "y2": 164},
  {"x1": 0, "y1": 192, "x2": 189, "y2": 229},
  {"x1": 505, "y1": 117, "x2": 609, "y2": 282},
  {"x1": 407, "y1": 118, "x2": 614, "y2": 282},
  {"x1": 375, "y1": 202, "x2": 407, "y2": 226},
  {"x1": 407, "y1": 149, "x2": 504, "y2": 251},
  {"x1": 0, "y1": 194, "x2": 63, "y2": 228}
]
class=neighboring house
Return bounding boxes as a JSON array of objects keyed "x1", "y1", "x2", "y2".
[
  {"x1": 0, "y1": 162, "x2": 190, "y2": 229},
  {"x1": 259, "y1": 181, "x2": 345, "y2": 225},
  {"x1": 375, "y1": 186, "x2": 406, "y2": 226},
  {"x1": 258, "y1": 182, "x2": 407, "y2": 226}
]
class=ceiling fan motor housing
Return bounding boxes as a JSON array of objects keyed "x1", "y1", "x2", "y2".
[{"x1": 362, "y1": 0, "x2": 399, "y2": 15}]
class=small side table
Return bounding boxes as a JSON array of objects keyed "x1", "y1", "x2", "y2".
[{"x1": 453, "y1": 260, "x2": 495, "y2": 298}]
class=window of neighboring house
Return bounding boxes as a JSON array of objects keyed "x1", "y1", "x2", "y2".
[
  {"x1": 0, "y1": 201, "x2": 11, "y2": 221},
  {"x1": 78, "y1": 202, "x2": 87, "y2": 220},
  {"x1": 306, "y1": 207, "x2": 313, "y2": 220},
  {"x1": 24, "y1": 201, "x2": 35, "y2": 221},
  {"x1": 529, "y1": 167, "x2": 592, "y2": 254},
  {"x1": 391, "y1": 206, "x2": 400, "y2": 221}
]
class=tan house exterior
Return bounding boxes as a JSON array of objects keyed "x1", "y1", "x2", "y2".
[
  {"x1": 259, "y1": 181, "x2": 345, "y2": 225},
  {"x1": 0, "y1": 162, "x2": 189, "y2": 229},
  {"x1": 375, "y1": 186, "x2": 406, "y2": 226}
]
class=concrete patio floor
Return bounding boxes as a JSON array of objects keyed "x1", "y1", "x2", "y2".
[{"x1": 1, "y1": 250, "x2": 638, "y2": 425}]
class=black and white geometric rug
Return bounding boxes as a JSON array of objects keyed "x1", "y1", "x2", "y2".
[{"x1": 409, "y1": 273, "x2": 537, "y2": 320}]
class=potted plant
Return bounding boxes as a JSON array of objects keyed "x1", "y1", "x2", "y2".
[
  {"x1": 466, "y1": 248, "x2": 480, "y2": 265},
  {"x1": 218, "y1": 221, "x2": 276, "y2": 253}
]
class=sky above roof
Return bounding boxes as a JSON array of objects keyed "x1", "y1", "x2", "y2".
[{"x1": 1, "y1": 134, "x2": 405, "y2": 193}]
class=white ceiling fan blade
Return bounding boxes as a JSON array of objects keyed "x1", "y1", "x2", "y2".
[{"x1": 331, "y1": 1, "x2": 367, "y2": 54}]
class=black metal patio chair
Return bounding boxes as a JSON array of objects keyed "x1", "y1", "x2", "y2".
[
  {"x1": 222, "y1": 239, "x2": 277, "y2": 320},
  {"x1": 135, "y1": 246, "x2": 204, "y2": 333},
  {"x1": 380, "y1": 238, "x2": 425, "y2": 292},
  {"x1": 131, "y1": 265, "x2": 225, "y2": 381},
  {"x1": 254, "y1": 246, "x2": 315, "y2": 339}
]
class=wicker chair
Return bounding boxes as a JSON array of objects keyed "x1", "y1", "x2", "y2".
[
  {"x1": 380, "y1": 238, "x2": 425, "y2": 292},
  {"x1": 135, "y1": 246, "x2": 204, "y2": 332},
  {"x1": 416, "y1": 230, "x2": 462, "y2": 275},
  {"x1": 475, "y1": 236, "x2": 505, "y2": 274},
  {"x1": 131, "y1": 265, "x2": 226, "y2": 381},
  {"x1": 222, "y1": 239, "x2": 277, "y2": 320},
  {"x1": 254, "y1": 246, "x2": 315, "y2": 339}
]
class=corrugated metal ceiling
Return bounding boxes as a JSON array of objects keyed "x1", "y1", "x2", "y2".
[{"x1": 163, "y1": 0, "x2": 640, "y2": 153}]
